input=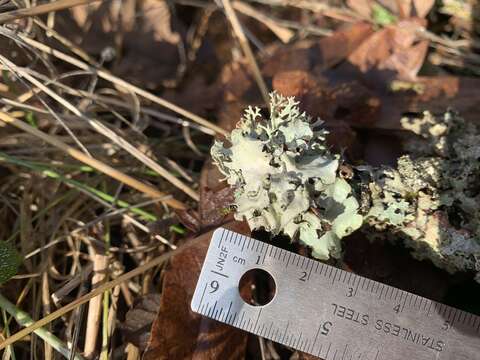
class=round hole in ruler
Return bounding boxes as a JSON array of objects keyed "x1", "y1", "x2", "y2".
[{"x1": 238, "y1": 268, "x2": 276, "y2": 306}]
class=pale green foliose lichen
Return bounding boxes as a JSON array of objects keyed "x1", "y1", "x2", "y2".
[
  {"x1": 366, "y1": 111, "x2": 480, "y2": 276},
  {"x1": 211, "y1": 92, "x2": 363, "y2": 259},
  {"x1": 211, "y1": 93, "x2": 480, "y2": 281}
]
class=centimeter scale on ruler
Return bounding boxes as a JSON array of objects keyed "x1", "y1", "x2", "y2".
[{"x1": 191, "y1": 228, "x2": 480, "y2": 360}]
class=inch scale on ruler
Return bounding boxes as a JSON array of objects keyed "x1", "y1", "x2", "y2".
[{"x1": 191, "y1": 228, "x2": 480, "y2": 360}]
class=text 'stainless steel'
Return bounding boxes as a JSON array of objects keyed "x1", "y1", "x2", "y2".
[{"x1": 191, "y1": 228, "x2": 480, "y2": 360}]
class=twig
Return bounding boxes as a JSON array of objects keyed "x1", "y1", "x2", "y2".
[
  {"x1": 0, "y1": 293, "x2": 85, "y2": 359},
  {"x1": 221, "y1": 0, "x2": 270, "y2": 104},
  {"x1": 0, "y1": 111, "x2": 187, "y2": 210},
  {"x1": 0, "y1": 0, "x2": 102, "y2": 24},
  {"x1": 84, "y1": 254, "x2": 108, "y2": 358},
  {"x1": 232, "y1": 1, "x2": 294, "y2": 43}
]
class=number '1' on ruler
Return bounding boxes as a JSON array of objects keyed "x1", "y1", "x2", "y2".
[{"x1": 191, "y1": 228, "x2": 480, "y2": 360}]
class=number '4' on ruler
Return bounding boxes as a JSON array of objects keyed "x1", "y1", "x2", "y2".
[{"x1": 191, "y1": 228, "x2": 480, "y2": 360}]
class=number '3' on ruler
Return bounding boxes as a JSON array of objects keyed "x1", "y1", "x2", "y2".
[{"x1": 191, "y1": 228, "x2": 480, "y2": 360}]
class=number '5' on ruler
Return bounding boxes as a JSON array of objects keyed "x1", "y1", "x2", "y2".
[{"x1": 191, "y1": 228, "x2": 480, "y2": 360}]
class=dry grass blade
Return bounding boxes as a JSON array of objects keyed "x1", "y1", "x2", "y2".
[
  {"x1": 0, "y1": 111, "x2": 187, "y2": 210},
  {"x1": 0, "y1": 0, "x2": 102, "y2": 24},
  {"x1": 221, "y1": 0, "x2": 270, "y2": 104},
  {"x1": 0, "y1": 53, "x2": 199, "y2": 201},
  {"x1": 0, "y1": 234, "x2": 206, "y2": 351},
  {"x1": 232, "y1": 1, "x2": 294, "y2": 43},
  {"x1": 13, "y1": 33, "x2": 228, "y2": 137}
]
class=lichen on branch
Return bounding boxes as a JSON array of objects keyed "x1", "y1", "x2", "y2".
[
  {"x1": 212, "y1": 92, "x2": 362, "y2": 260},
  {"x1": 211, "y1": 92, "x2": 480, "y2": 280}
]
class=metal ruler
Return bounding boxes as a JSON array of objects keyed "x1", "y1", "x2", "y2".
[{"x1": 191, "y1": 228, "x2": 480, "y2": 360}]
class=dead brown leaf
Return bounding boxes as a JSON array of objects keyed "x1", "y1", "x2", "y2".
[
  {"x1": 144, "y1": 221, "x2": 250, "y2": 360},
  {"x1": 262, "y1": 22, "x2": 374, "y2": 77},
  {"x1": 64, "y1": 0, "x2": 183, "y2": 89},
  {"x1": 376, "y1": 0, "x2": 435, "y2": 18},
  {"x1": 347, "y1": 19, "x2": 429, "y2": 83}
]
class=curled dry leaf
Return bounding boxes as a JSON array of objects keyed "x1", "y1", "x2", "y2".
[
  {"x1": 144, "y1": 221, "x2": 250, "y2": 360},
  {"x1": 347, "y1": 19, "x2": 429, "y2": 83}
]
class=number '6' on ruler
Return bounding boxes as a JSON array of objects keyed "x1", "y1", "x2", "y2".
[{"x1": 191, "y1": 228, "x2": 480, "y2": 360}]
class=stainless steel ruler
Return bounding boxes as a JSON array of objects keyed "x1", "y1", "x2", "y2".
[{"x1": 191, "y1": 228, "x2": 480, "y2": 360}]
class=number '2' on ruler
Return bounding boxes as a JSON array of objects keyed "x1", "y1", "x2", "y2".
[{"x1": 191, "y1": 228, "x2": 480, "y2": 360}]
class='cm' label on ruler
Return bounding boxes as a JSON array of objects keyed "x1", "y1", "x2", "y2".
[{"x1": 191, "y1": 228, "x2": 480, "y2": 360}]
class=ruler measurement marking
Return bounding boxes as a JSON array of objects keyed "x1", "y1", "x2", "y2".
[
  {"x1": 210, "y1": 270, "x2": 229, "y2": 278},
  {"x1": 246, "y1": 235, "x2": 252, "y2": 250},
  {"x1": 210, "y1": 301, "x2": 217, "y2": 318},
  {"x1": 247, "y1": 318, "x2": 252, "y2": 331},
  {"x1": 466, "y1": 313, "x2": 473, "y2": 327},
  {"x1": 241, "y1": 236, "x2": 246, "y2": 251},
  {"x1": 285, "y1": 252, "x2": 292, "y2": 268},
  {"x1": 342, "y1": 344, "x2": 348, "y2": 360},
  {"x1": 217, "y1": 229, "x2": 225, "y2": 248},
  {"x1": 378, "y1": 284, "x2": 385, "y2": 300},
  {"x1": 253, "y1": 308, "x2": 263, "y2": 332},
  {"x1": 325, "y1": 343, "x2": 332, "y2": 358},
  {"x1": 295, "y1": 254, "x2": 301, "y2": 267},
  {"x1": 328, "y1": 266, "x2": 334, "y2": 280},
  {"x1": 347, "y1": 272, "x2": 353, "y2": 285},
  {"x1": 267, "y1": 322, "x2": 273, "y2": 339},
  {"x1": 412, "y1": 295, "x2": 418, "y2": 309},
  {"x1": 273, "y1": 326, "x2": 280, "y2": 343},
  {"x1": 333, "y1": 349, "x2": 338, "y2": 360},
  {"x1": 231, "y1": 311, "x2": 238, "y2": 325},
  {"x1": 311, "y1": 321, "x2": 323, "y2": 354},
  {"x1": 261, "y1": 244, "x2": 269, "y2": 264},
  {"x1": 239, "y1": 311, "x2": 245, "y2": 328},
  {"x1": 281, "y1": 321, "x2": 290, "y2": 343},
  {"x1": 388, "y1": 286, "x2": 395, "y2": 300},
  {"x1": 426, "y1": 301, "x2": 433, "y2": 316},
  {"x1": 307, "y1": 259, "x2": 314, "y2": 280},
  {"x1": 302, "y1": 338, "x2": 309, "y2": 353},
  {"x1": 295, "y1": 332, "x2": 303, "y2": 350},
  {"x1": 401, "y1": 292, "x2": 408, "y2": 312},
  {"x1": 195, "y1": 228, "x2": 480, "y2": 359},
  {"x1": 317, "y1": 344, "x2": 324, "y2": 358},
  {"x1": 225, "y1": 301, "x2": 232, "y2": 322},
  {"x1": 227, "y1": 230, "x2": 234, "y2": 244},
  {"x1": 333, "y1": 268, "x2": 341, "y2": 284},
  {"x1": 259, "y1": 323, "x2": 265, "y2": 337},
  {"x1": 197, "y1": 282, "x2": 208, "y2": 311},
  {"x1": 286, "y1": 333, "x2": 293, "y2": 348},
  {"x1": 353, "y1": 276, "x2": 360, "y2": 296},
  {"x1": 360, "y1": 277, "x2": 366, "y2": 291}
]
